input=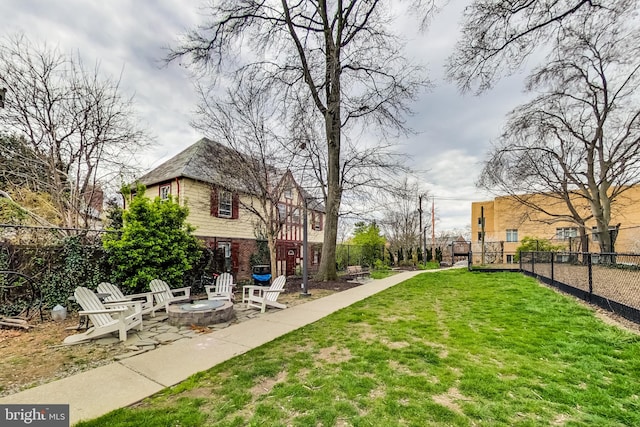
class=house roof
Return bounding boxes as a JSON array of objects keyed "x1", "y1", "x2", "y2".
[
  {"x1": 137, "y1": 138, "x2": 229, "y2": 186},
  {"x1": 137, "y1": 138, "x2": 326, "y2": 213}
]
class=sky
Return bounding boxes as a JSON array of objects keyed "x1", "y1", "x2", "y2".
[{"x1": 0, "y1": 0, "x2": 535, "y2": 234}]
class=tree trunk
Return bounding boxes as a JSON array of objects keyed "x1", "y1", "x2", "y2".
[
  {"x1": 316, "y1": 104, "x2": 342, "y2": 280},
  {"x1": 589, "y1": 192, "x2": 613, "y2": 253},
  {"x1": 268, "y1": 237, "x2": 278, "y2": 279},
  {"x1": 578, "y1": 227, "x2": 589, "y2": 255},
  {"x1": 315, "y1": 30, "x2": 342, "y2": 281}
]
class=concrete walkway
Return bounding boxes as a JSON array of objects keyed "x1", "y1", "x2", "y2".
[{"x1": 0, "y1": 270, "x2": 424, "y2": 425}]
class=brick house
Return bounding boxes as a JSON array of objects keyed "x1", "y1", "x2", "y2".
[
  {"x1": 471, "y1": 186, "x2": 640, "y2": 263},
  {"x1": 133, "y1": 138, "x2": 325, "y2": 281}
]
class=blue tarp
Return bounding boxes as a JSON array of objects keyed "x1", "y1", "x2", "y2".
[{"x1": 252, "y1": 273, "x2": 271, "y2": 282}]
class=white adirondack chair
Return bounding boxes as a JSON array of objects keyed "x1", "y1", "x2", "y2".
[
  {"x1": 97, "y1": 282, "x2": 163, "y2": 317},
  {"x1": 64, "y1": 286, "x2": 143, "y2": 344},
  {"x1": 149, "y1": 279, "x2": 191, "y2": 312},
  {"x1": 245, "y1": 275, "x2": 287, "y2": 313},
  {"x1": 205, "y1": 272, "x2": 235, "y2": 302}
]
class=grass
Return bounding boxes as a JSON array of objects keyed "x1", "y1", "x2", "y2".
[
  {"x1": 370, "y1": 269, "x2": 395, "y2": 279},
  {"x1": 77, "y1": 270, "x2": 640, "y2": 426},
  {"x1": 419, "y1": 261, "x2": 441, "y2": 270}
]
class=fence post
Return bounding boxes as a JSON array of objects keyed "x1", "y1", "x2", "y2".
[
  {"x1": 550, "y1": 252, "x2": 554, "y2": 285},
  {"x1": 519, "y1": 252, "x2": 523, "y2": 271},
  {"x1": 587, "y1": 252, "x2": 593, "y2": 301},
  {"x1": 531, "y1": 251, "x2": 535, "y2": 275}
]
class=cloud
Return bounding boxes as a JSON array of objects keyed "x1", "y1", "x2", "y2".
[{"x1": 0, "y1": 0, "x2": 534, "y2": 231}]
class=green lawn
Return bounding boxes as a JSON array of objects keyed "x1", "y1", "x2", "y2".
[{"x1": 78, "y1": 270, "x2": 640, "y2": 426}]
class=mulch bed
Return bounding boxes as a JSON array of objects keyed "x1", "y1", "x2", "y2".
[{"x1": 283, "y1": 276, "x2": 364, "y2": 293}]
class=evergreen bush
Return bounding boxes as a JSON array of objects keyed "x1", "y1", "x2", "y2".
[{"x1": 102, "y1": 187, "x2": 202, "y2": 292}]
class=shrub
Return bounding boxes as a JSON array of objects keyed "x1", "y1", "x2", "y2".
[
  {"x1": 515, "y1": 236, "x2": 565, "y2": 261},
  {"x1": 373, "y1": 259, "x2": 390, "y2": 271},
  {"x1": 103, "y1": 187, "x2": 202, "y2": 292},
  {"x1": 419, "y1": 261, "x2": 440, "y2": 270}
]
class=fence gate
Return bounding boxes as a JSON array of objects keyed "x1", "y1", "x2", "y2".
[{"x1": 450, "y1": 239, "x2": 471, "y2": 266}]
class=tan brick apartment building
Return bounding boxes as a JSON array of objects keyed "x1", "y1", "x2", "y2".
[
  {"x1": 133, "y1": 138, "x2": 325, "y2": 280},
  {"x1": 471, "y1": 187, "x2": 640, "y2": 263}
]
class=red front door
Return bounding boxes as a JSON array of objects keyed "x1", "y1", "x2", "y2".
[{"x1": 286, "y1": 248, "x2": 296, "y2": 276}]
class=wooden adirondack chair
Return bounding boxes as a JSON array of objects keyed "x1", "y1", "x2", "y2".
[
  {"x1": 96, "y1": 282, "x2": 163, "y2": 317},
  {"x1": 63, "y1": 286, "x2": 143, "y2": 344},
  {"x1": 205, "y1": 272, "x2": 235, "y2": 302},
  {"x1": 149, "y1": 279, "x2": 191, "y2": 312},
  {"x1": 245, "y1": 275, "x2": 287, "y2": 313}
]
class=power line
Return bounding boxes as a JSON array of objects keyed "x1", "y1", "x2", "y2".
[{"x1": 430, "y1": 196, "x2": 486, "y2": 202}]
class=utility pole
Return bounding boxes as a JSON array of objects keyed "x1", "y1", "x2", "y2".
[
  {"x1": 481, "y1": 206, "x2": 485, "y2": 265},
  {"x1": 418, "y1": 194, "x2": 424, "y2": 259},
  {"x1": 431, "y1": 198, "x2": 435, "y2": 259},
  {"x1": 301, "y1": 196, "x2": 310, "y2": 296}
]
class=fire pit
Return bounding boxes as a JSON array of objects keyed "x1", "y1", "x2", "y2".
[{"x1": 167, "y1": 300, "x2": 235, "y2": 327}]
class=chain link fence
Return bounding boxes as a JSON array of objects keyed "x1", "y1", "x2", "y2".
[{"x1": 520, "y1": 251, "x2": 640, "y2": 323}]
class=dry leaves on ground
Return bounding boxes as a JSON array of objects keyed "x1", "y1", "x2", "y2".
[{"x1": 0, "y1": 277, "x2": 361, "y2": 397}]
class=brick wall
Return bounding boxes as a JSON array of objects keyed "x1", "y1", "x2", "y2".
[
  {"x1": 199, "y1": 236, "x2": 257, "y2": 282},
  {"x1": 235, "y1": 238, "x2": 257, "y2": 281}
]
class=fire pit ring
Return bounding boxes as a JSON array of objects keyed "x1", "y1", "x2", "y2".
[
  {"x1": 180, "y1": 300, "x2": 224, "y2": 311},
  {"x1": 167, "y1": 300, "x2": 235, "y2": 327}
]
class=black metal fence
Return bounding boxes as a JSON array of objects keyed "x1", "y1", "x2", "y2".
[
  {"x1": 520, "y1": 251, "x2": 640, "y2": 324},
  {"x1": 468, "y1": 251, "x2": 520, "y2": 271}
]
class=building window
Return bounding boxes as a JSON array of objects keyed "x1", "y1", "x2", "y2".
[
  {"x1": 312, "y1": 212, "x2": 322, "y2": 231},
  {"x1": 556, "y1": 227, "x2": 578, "y2": 240},
  {"x1": 278, "y1": 203, "x2": 287, "y2": 222},
  {"x1": 506, "y1": 229, "x2": 518, "y2": 242},
  {"x1": 506, "y1": 254, "x2": 515, "y2": 264},
  {"x1": 218, "y1": 241, "x2": 231, "y2": 258},
  {"x1": 292, "y1": 207, "x2": 300, "y2": 224},
  {"x1": 477, "y1": 232, "x2": 484, "y2": 242},
  {"x1": 477, "y1": 217, "x2": 484, "y2": 226},
  {"x1": 592, "y1": 226, "x2": 617, "y2": 242},
  {"x1": 219, "y1": 190, "x2": 232, "y2": 217},
  {"x1": 284, "y1": 187, "x2": 293, "y2": 199},
  {"x1": 211, "y1": 187, "x2": 238, "y2": 219},
  {"x1": 159, "y1": 184, "x2": 171, "y2": 200},
  {"x1": 218, "y1": 242, "x2": 231, "y2": 272}
]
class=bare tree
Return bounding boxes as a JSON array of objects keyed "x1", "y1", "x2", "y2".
[
  {"x1": 168, "y1": 0, "x2": 433, "y2": 280},
  {"x1": 379, "y1": 177, "x2": 428, "y2": 260},
  {"x1": 0, "y1": 34, "x2": 151, "y2": 229},
  {"x1": 447, "y1": 0, "x2": 623, "y2": 93},
  {"x1": 479, "y1": 7, "x2": 640, "y2": 253},
  {"x1": 192, "y1": 80, "x2": 298, "y2": 277},
  {"x1": 288, "y1": 105, "x2": 413, "y2": 220}
]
